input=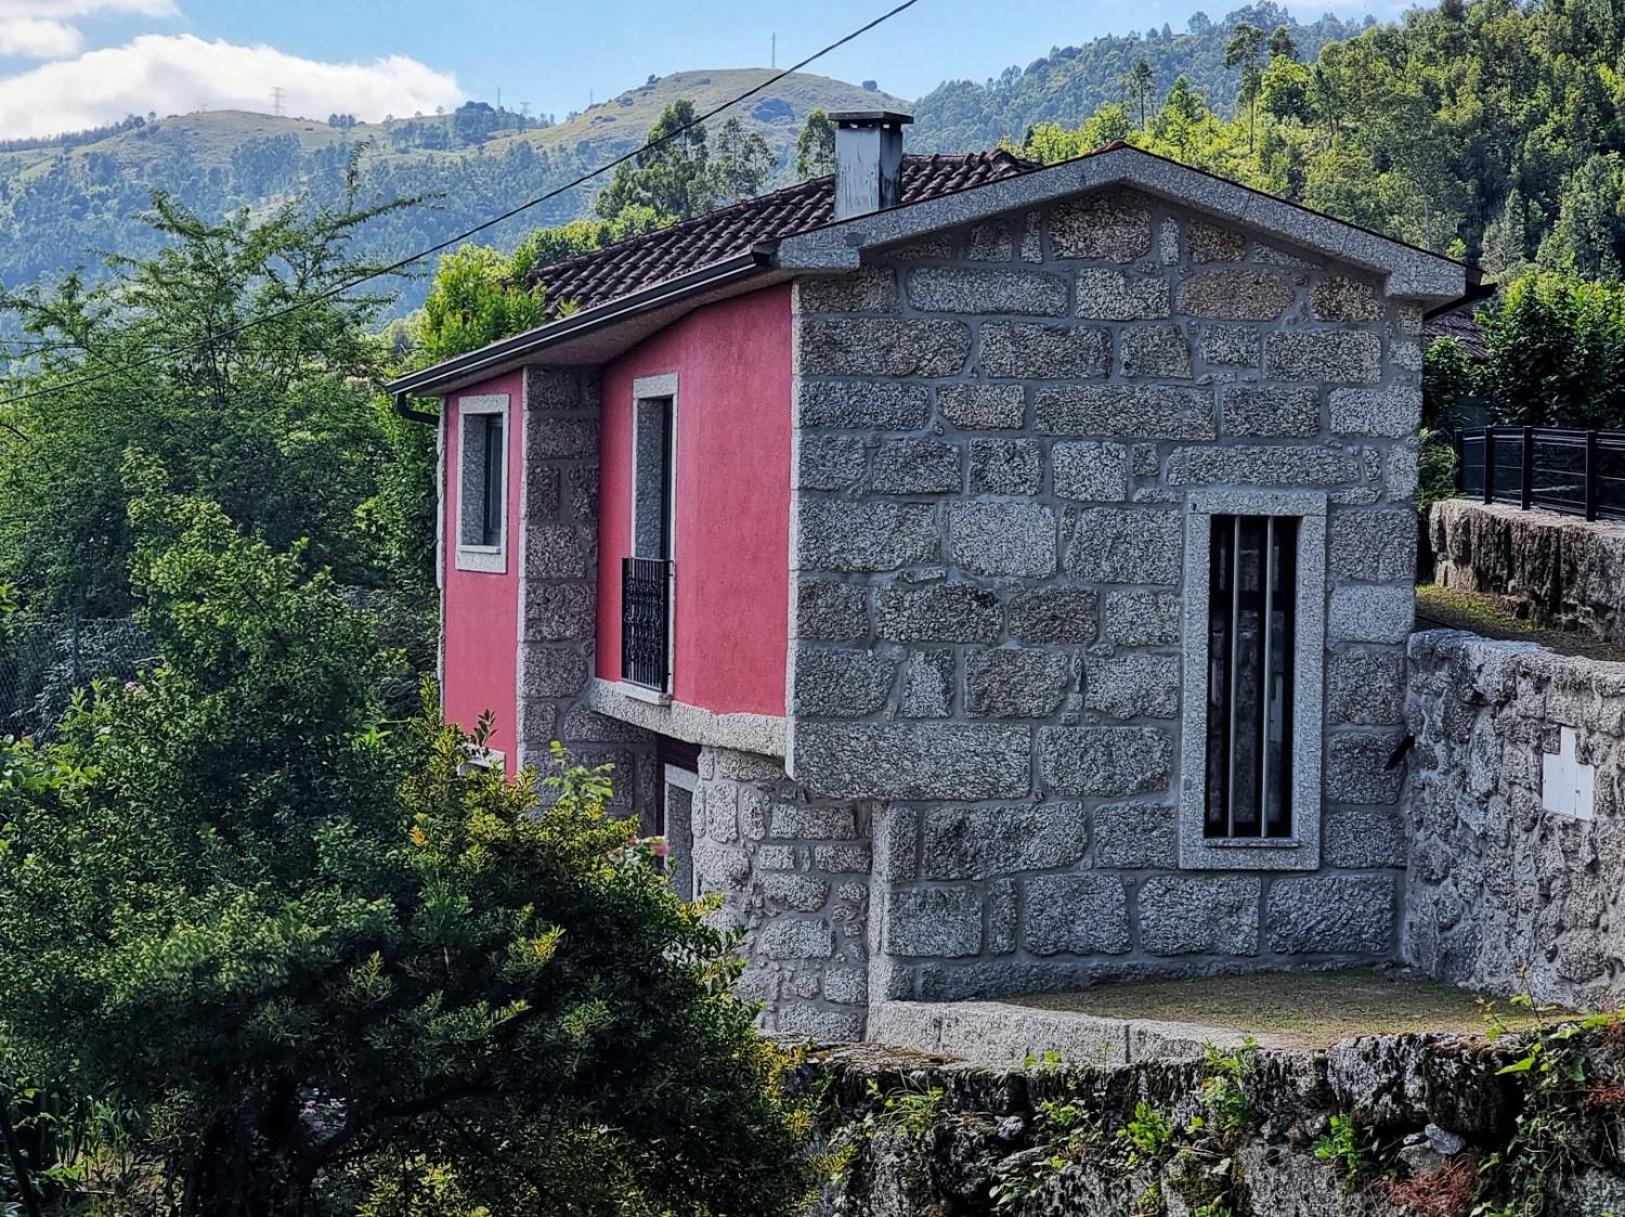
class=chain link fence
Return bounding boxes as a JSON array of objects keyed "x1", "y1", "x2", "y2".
[{"x1": 0, "y1": 615, "x2": 157, "y2": 740}]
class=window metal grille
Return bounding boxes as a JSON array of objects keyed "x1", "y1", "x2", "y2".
[{"x1": 1204, "y1": 514, "x2": 1298, "y2": 839}]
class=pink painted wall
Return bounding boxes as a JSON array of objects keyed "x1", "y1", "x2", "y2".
[
  {"x1": 596, "y1": 286, "x2": 792, "y2": 717},
  {"x1": 441, "y1": 370, "x2": 524, "y2": 773}
]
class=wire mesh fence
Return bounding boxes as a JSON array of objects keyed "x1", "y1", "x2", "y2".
[{"x1": 0, "y1": 615, "x2": 157, "y2": 740}]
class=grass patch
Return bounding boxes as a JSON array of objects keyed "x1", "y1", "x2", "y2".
[
  {"x1": 1002, "y1": 968, "x2": 1552, "y2": 1047},
  {"x1": 1416, "y1": 582, "x2": 1625, "y2": 662}
]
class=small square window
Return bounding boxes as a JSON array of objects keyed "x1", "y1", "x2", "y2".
[{"x1": 455, "y1": 394, "x2": 509, "y2": 573}]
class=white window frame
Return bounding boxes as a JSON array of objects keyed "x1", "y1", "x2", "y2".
[
  {"x1": 1178, "y1": 489, "x2": 1327, "y2": 871},
  {"x1": 619, "y1": 373, "x2": 679, "y2": 703},
  {"x1": 454, "y1": 393, "x2": 510, "y2": 574}
]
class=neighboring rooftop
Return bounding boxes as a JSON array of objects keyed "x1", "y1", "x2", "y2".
[
  {"x1": 529, "y1": 150, "x2": 1039, "y2": 313},
  {"x1": 1425, "y1": 301, "x2": 1489, "y2": 360}
]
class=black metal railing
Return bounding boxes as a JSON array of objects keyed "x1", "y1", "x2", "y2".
[
  {"x1": 621, "y1": 556, "x2": 671, "y2": 691},
  {"x1": 1455, "y1": 426, "x2": 1625, "y2": 522}
]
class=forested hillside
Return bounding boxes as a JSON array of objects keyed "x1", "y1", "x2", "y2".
[
  {"x1": 10, "y1": 0, "x2": 1625, "y2": 322},
  {"x1": 910, "y1": 2, "x2": 1365, "y2": 152},
  {"x1": 0, "y1": 69, "x2": 907, "y2": 316},
  {"x1": 1002, "y1": 0, "x2": 1625, "y2": 275}
]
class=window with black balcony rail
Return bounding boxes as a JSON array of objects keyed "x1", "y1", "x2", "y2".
[{"x1": 622, "y1": 382, "x2": 675, "y2": 693}]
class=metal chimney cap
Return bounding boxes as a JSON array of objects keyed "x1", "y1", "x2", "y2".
[{"x1": 829, "y1": 110, "x2": 914, "y2": 127}]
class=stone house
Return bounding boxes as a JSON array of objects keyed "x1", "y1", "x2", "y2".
[{"x1": 385, "y1": 113, "x2": 1480, "y2": 1040}]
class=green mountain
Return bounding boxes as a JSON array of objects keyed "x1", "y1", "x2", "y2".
[
  {"x1": 911, "y1": 2, "x2": 1367, "y2": 152},
  {"x1": 0, "y1": 69, "x2": 909, "y2": 315}
]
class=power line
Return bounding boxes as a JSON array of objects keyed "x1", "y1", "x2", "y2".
[{"x1": 0, "y1": 0, "x2": 923, "y2": 417}]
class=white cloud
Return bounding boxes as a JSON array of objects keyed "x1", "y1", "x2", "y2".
[
  {"x1": 0, "y1": 16, "x2": 80, "y2": 56},
  {"x1": 0, "y1": 33, "x2": 464, "y2": 137},
  {"x1": 0, "y1": 0, "x2": 178, "y2": 60}
]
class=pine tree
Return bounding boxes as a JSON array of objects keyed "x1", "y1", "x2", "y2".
[{"x1": 794, "y1": 108, "x2": 836, "y2": 180}]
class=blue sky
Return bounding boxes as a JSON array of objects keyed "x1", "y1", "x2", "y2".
[{"x1": 0, "y1": 0, "x2": 1398, "y2": 140}]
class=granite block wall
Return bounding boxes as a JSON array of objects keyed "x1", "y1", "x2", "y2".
[
  {"x1": 517, "y1": 365, "x2": 658, "y2": 816},
  {"x1": 1405, "y1": 629, "x2": 1625, "y2": 1010},
  {"x1": 786, "y1": 189, "x2": 1425, "y2": 1003},
  {"x1": 691, "y1": 745, "x2": 873, "y2": 1039}
]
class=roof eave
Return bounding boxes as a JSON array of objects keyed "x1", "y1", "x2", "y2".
[
  {"x1": 385, "y1": 247, "x2": 777, "y2": 399},
  {"x1": 774, "y1": 144, "x2": 1471, "y2": 304}
]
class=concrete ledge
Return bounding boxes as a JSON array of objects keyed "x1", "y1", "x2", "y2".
[
  {"x1": 869, "y1": 999, "x2": 1268, "y2": 1067},
  {"x1": 584, "y1": 678, "x2": 786, "y2": 757}
]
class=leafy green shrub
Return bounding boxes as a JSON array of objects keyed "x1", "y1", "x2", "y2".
[
  {"x1": 1422, "y1": 335, "x2": 1479, "y2": 430},
  {"x1": 1116, "y1": 1100, "x2": 1177, "y2": 1168},
  {"x1": 0, "y1": 460, "x2": 811, "y2": 1217},
  {"x1": 1313, "y1": 1113, "x2": 1378, "y2": 1188},
  {"x1": 1477, "y1": 271, "x2": 1625, "y2": 429}
]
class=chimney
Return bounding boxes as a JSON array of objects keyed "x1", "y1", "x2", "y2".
[{"x1": 831, "y1": 110, "x2": 913, "y2": 220}]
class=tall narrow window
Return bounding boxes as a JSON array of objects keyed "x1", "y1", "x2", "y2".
[
  {"x1": 477, "y1": 412, "x2": 504, "y2": 547},
  {"x1": 1204, "y1": 514, "x2": 1297, "y2": 839},
  {"x1": 454, "y1": 394, "x2": 509, "y2": 573},
  {"x1": 622, "y1": 379, "x2": 677, "y2": 693},
  {"x1": 632, "y1": 396, "x2": 673, "y2": 561}
]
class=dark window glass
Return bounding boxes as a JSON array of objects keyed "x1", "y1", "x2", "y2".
[
  {"x1": 1205, "y1": 514, "x2": 1297, "y2": 839},
  {"x1": 479, "y1": 412, "x2": 504, "y2": 547}
]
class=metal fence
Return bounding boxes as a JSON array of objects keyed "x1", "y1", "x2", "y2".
[
  {"x1": 1455, "y1": 426, "x2": 1625, "y2": 522},
  {"x1": 0, "y1": 615, "x2": 156, "y2": 740}
]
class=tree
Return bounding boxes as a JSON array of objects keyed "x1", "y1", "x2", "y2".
[
  {"x1": 1020, "y1": 103, "x2": 1134, "y2": 163},
  {"x1": 0, "y1": 190, "x2": 417, "y2": 615},
  {"x1": 795, "y1": 108, "x2": 836, "y2": 179},
  {"x1": 452, "y1": 101, "x2": 498, "y2": 146},
  {"x1": 1267, "y1": 24, "x2": 1299, "y2": 61},
  {"x1": 595, "y1": 99, "x2": 713, "y2": 223},
  {"x1": 1540, "y1": 154, "x2": 1623, "y2": 278},
  {"x1": 1481, "y1": 188, "x2": 1533, "y2": 277},
  {"x1": 1125, "y1": 58, "x2": 1155, "y2": 129},
  {"x1": 414, "y1": 244, "x2": 547, "y2": 368},
  {"x1": 1259, "y1": 55, "x2": 1314, "y2": 123},
  {"x1": 0, "y1": 463, "x2": 814, "y2": 1217},
  {"x1": 1225, "y1": 22, "x2": 1266, "y2": 153},
  {"x1": 710, "y1": 116, "x2": 775, "y2": 204},
  {"x1": 1154, "y1": 74, "x2": 1212, "y2": 161},
  {"x1": 1188, "y1": 11, "x2": 1213, "y2": 35}
]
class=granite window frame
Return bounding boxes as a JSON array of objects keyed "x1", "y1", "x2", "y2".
[
  {"x1": 453, "y1": 393, "x2": 510, "y2": 574},
  {"x1": 1179, "y1": 489, "x2": 1327, "y2": 871}
]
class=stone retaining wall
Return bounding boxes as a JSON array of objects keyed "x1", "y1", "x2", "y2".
[
  {"x1": 1404, "y1": 629, "x2": 1625, "y2": 1009},
  {"x1": 785, "y1": 188, "x2": 1424, "y2": 1004},
  {"x1": 1431, "y1": 498, "x2": 1625, "y2": 645},
  {"x1": 803, "y1": 1036, "x2": 1625, "y2": 1216}
]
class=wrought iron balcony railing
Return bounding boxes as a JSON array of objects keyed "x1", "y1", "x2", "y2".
[{"x1": 621, "y1": 556, "x2": 671, "y2": 692}]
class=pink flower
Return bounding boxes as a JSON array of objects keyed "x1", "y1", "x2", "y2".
[
  {"x1": 649, "y1": 838, "x2": 671, "y2": 859},
  {"x1": 123, "y1": 680, "x2": 142, "y2": 694}
]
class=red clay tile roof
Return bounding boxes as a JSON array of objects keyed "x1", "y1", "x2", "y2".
[{"x1": 530, "y1": 150, "x2": 1040, "y2": 314}]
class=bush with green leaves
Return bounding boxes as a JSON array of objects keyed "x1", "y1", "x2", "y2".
[
  {"x1": 0, "y1": 457, "x2": 811, "y2": 1217},
  {"x1": 1476, "y1": 271, "x2": 1625, "y2": 430},
  {"x1": 0, "y1": 190, "x2": 434, "y2": 615}
]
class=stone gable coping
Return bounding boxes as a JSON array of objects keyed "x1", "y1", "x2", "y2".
[{"x1": 772, "y1": 144, "x2": 1468, "y2": 303}]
